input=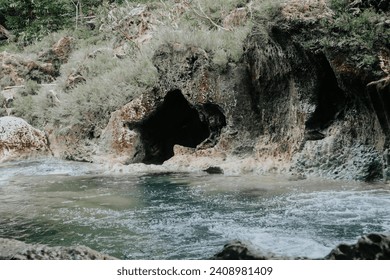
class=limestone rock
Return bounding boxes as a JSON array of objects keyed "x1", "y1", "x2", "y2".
[
  {"x1": 102, "y1": 4, "x2": 154, "y2": 49},
  {"x1": 0, "y1": 116, "x2": 51, "y2": 162},
  {"x1": 0, "y1": 238, "x2": 117, "y2": 260},
  {"x1": 46, "y1": 124, "x2": 94, "y2": 163},
  {"x1": 44, "y1": 2, "x2": 389, "y2": 181},
  {"x1": 98, "y1": 96, "x2": 151, "y2": 164},
  {"x1": 38, "y1": 36, "x2": 74, "y2": 69},
  {"x1": 65, "y1": 70, "x2": 86, "y2": 89}
]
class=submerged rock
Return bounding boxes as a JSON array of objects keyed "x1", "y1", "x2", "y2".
[
  {"x1": 0, "y1": 116, "x2": 51, "y2": 162},
  {"x1": 0, "y1": 238, "x2": 117, "y2": 260}
]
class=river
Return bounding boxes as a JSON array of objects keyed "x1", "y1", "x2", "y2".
[{"x1": 0, "y1": 159, "x2": 389, "y2": 259}]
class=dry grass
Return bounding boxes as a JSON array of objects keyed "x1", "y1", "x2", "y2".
[{"x1": 5, "y1": 0, "x2": 289, "y2": 132}]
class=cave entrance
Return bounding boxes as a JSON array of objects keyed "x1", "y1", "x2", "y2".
[
  {"x1": 305, "y1": 55, "x2": 346, "y2": 134},
  {"x1": 135, "y1": 89, "x2": 226, "y2": 164}
]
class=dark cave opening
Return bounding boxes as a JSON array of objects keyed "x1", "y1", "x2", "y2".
[
  {"x1": 135, "y1": 89, "x2": 226, "y2": 164},
  {"x1": 305, "y1": 55, "x2": 346, "y2": 136}
]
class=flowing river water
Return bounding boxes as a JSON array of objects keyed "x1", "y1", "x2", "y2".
[{"x1": 0, "y1": 159, "x2": 389, "y2": 259}]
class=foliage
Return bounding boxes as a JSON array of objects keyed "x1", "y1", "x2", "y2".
[
  {"x1": 0, "y1": 0, "x2": 126, "y2": 45},
  {"x1": 17, "y1": 80, "x2": 40, "y2": 96},
  {"x1": 51, "y1": 53, "x2": 157, "y2": 135},
  {"x1": 12, "y1": 95, "x2": 35, "y2": 123},
  {"x1": 0, "y1": 0, "x2": 73, "y2": 44},
  {"x1": 320, "y1": 0, "x2": 389, "y2": 71}
]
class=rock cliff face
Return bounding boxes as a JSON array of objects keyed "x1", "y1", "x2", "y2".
[
  {"x1": 95, "y1": 1, "x2": 389, "y2": 181},
  {"x1": 243, "y1": 14, "x2": 388, "y2": 181},
  {"x1": 97, "y1": 43, "x2": 245, "y2": 167}
]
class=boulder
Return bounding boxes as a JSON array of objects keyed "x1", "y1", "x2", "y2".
[
  {"x1": 325, "y1": 233, "x2": 390, "y2": 260},
  {"x1": 0, "y1": 238, "x2": 117, "y2": 260},
  {"x1": 97, "y1": 95, "x2": 153, "y2": 164},
  {"x1": 0, "y1": 116, "x2": 51, "y2": 162},
  {"x1": 212, "y1": 241, "x2": 291, "y2": 260},
  {"x1": 38, "y1": 36, "x2": 74, "y2": 74}
]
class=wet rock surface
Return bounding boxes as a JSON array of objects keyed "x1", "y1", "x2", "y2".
[
  {"x1": 212, "y1": 241, "x2": 287, "y2": 260},
  {"x1": 325, "y1": 233, "x2": 390, "y2": 260},
  {"x1": 3, "y1": 234, "x2": 388, "y2": 260},
  {"x1": 0, "y1": 238, "x2": 117, "y2": 260},
  {"x1": 214, "y1": 234, "x2": 390, "y2": 260}
]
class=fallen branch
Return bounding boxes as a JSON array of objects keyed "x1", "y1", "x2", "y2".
[{"x1": 3, "y1": 86, "x2": 25, "y2": 90}]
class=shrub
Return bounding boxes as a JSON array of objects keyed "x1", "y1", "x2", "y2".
[
  {"x1": 319, "y1": 0, "x2": 389, "y2": 71},
  {"x1": 12, "y1": 94, "x2": 35, "y2": 123},
  {"x1": 17, "y1": 80, "x2": 40, "y2": 96},
  {"x1": 50, "y1": 51, "x2": 157, "y2": 135},
  {"x1": 0, "y1": 0, "x2": 73, "y2": 45}
]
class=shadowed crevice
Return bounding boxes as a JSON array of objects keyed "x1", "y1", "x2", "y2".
[{"x1": 133, "y1": 89, "x2": 226, "y2": 164}]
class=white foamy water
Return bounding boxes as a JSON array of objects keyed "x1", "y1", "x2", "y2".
[{"x1": 0, "y1": 160, "x2": 389, "y2": 259}]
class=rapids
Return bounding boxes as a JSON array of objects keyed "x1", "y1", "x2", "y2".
[{"x1": 0, "y1": 159, "x2": 389, "y2": 259}]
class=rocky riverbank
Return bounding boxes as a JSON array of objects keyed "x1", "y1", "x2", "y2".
[
  {"x1": 0, "y1": 238, "x2": 116, "y2": 260},
  {"x1": 1, "y1": 233, "x2": 389, "y2": 260}
]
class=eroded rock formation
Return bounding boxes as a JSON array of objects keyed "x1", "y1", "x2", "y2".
[
  {"x1": 95, "y1": 23, "x2": 388, "y2": 180},
  {"x1": 1, "y1": 1, "x2": 388, "y2": 181},
  {"x1": 92, "y1": 0, "x2": 390, "y2": 181}
]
